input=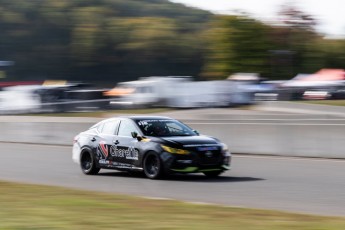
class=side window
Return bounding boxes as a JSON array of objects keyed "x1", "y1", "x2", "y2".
[
  {"x1": 101, "y1": 120, "x2": 119, "y2": 135},
  {"x1": 118, "y1": 120, "x2": 139, "y2": 137}
]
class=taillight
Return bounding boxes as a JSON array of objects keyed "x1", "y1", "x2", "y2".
[{"x1": 73, "y1": 135, "x2": 79, "y2": 144}]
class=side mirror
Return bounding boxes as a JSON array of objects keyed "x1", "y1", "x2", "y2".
[
  {"x1": 193, "y1": 130, "x2": 199, "y2": 135},
  {"x1": 131, "y1": 132, "x2": 138, "y2": 138},
  {"x1": 131, "y1": 132, "x2": 143, "y2": 141}
]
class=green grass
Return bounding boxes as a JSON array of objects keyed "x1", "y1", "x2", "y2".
[
  {"x1": 300, "y1": 100, "x2": 345, "y2": 106},
  {"x1": 1, "y1": 181, "x2": 345, "y2": 230}
]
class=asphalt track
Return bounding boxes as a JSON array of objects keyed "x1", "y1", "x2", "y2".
[{"x1": 1, "y1": 143, "x2": 345, "y2": 216}]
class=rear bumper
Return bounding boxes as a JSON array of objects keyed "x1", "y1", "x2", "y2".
[{"x1": 72, "y1": 143, "x2": 81, "y2": 164}]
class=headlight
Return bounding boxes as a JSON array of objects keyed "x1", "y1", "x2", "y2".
[
  {"x1": 220, "y1": 143, "x2": 231, "y2": 166},
  {"x1": 161, "y1": 145, "x2": 190, "y2": 155},
  {"x1": 221, "y1": 143, "x2": 231, "y2": 156},
  {"x1": 221, "y1": 143, "x2": 229, "y2": 152}
]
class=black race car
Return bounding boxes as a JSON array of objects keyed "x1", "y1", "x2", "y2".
[{"x1": 73, "y1": 116, "x2": 231, "y2": 179}]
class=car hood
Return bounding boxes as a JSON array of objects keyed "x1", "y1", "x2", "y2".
[{"x1": 161, "y1": 135, "x2": 219, "y2": 147}]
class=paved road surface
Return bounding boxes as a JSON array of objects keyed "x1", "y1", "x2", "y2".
[{"x1": 1, "y1": 143, "x2": 345, "y2": 216}]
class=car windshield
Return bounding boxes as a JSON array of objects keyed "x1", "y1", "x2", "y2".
[{"x1": 136, "y1": 119, "x2": 197, "y2": 137}]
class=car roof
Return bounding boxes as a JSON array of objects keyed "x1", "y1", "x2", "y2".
[
  {"x1": 120, "y1": 116, "x2": 174, "y2": 121},
  {"x1": 97, "y1": 116, "x2": 174, "y2": 125}
]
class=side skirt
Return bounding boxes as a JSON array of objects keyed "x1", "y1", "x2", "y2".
[{"x1": 100, "y1": 163, "x2": 143, "y2": 172}]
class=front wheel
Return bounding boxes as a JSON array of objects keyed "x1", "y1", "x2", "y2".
[
  {"x1": 80, "y1": 151, "x2": 100, "y2": 175},
  {"x1": 143, "y1": 152, "x2": 163, "y2": 179},
  {"x1": 203, "y1": 171, "x2": 223, "y2": 178}
]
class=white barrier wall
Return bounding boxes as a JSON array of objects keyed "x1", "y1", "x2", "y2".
[
  {"x1": 192, "y1": 123, "x2": 345, "y2": 158},
  {"x1": 1, "y1": 117, "x2": 344, "y2": 159},
  {"x1": 0, "y1": 122, "x2": 92, "y2": 145}
]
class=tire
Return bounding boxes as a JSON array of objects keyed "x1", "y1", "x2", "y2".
[
  {"x1": 143, "y1": 152, "x2": 163, "y2": 179},
  {"x1": 203, "y1": 171, "x2": 223, "y2": 178},
  {"x1": 80, "y1": 151, "x2": 100, "y2": 175}
]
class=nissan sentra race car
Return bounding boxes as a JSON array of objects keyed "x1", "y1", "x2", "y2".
[{"x1": 73, "y1": 116, "x2": 231, "y2": 179}]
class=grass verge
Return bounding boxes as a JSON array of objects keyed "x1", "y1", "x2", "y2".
[
  {"x1": 300, "y1": 100, "x2": 345, "y2": 106},
  {"x1": 1, "y1": 181, "x2": 345, "y2": 230}
]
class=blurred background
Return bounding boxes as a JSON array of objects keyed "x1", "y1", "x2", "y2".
[
  {"x1": 2, "y1": 1, "x2": 345, "y2": 224},
  {"x1": 0, "y1": 0, "x2": 344, "y2": 113}
]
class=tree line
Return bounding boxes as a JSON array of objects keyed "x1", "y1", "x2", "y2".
[{"x1": 0, "y1": 0, "x2": 344, "y2": 83}]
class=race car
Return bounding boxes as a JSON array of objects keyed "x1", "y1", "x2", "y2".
[{"x1": 72, "y1": 116, "x2": 231, "y2": 179}]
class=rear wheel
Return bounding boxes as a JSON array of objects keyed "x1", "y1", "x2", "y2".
[
  {"x1": 203, "y1": 171, "x2": 223, "y2": 178},
  {"x1": 143, "y1": 152, "x2": 163, "y2": 179},
  {"x1": 80, "y1": 151, "x2": 100, "y2": 175}
]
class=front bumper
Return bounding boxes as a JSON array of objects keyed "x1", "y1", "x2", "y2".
[
  {"x1": 160, "y1": 151, "x2": 231, "y2": 174},
  {"x1": 170, "y1": 165, "x2": 230, "y2": 173}
]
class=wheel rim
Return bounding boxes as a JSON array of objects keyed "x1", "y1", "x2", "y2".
[
  {"x1": 145, "y1": 155, "x2": 159, "y2": 177},
  {"x1": 81, "y1": 153, "x2": 92, "y2": 171}
]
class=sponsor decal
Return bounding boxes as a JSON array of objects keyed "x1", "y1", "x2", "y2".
[
  {"x1": 110, "y1": 145, "x2": 139, "y2": 160},
  {"x1": 98, "y1": 142, "x2": 139, "y2": 161},
  {"x1": 138, "y1": 120, "x2": 171, "y2": 126},
  {"x1": 99, "y1": 141, "x2": 109, "y2": 158},
  {"x1": 99, "y1": 159, "x2": 109, "y2": 164},
  {"x1": 98, "y1": 160, "x2": 132, "y2": 168}
]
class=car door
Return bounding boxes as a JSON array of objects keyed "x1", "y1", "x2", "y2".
[
  {"x1": 94, "y1": 119, "x2": 120, "y2": 165},
  {"x1": 114, "y1": 119, "x2": 141, "y2": 166}
]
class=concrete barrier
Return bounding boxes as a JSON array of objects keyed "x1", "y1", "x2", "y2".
[
  {"x1": 191, "y1": 123, "x2": 345, "y2": 158},
  {"x1": 256, "y1": 101, "x2": 345, "y2": 117},
  {"x1": 0, "y1": 116, "x2": 100, "y2": 145},
  {"x1": 1, "y1": 115, "x2": 344, "y2": 159}
]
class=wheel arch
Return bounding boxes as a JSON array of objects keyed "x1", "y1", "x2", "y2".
[
  {"x1": 80, "y1": 146, "x2": 98, "y2": 166},
  {"x1": 79, "y1": 146, "x2": 101, "y2": 175},
  {"x1": 141, "y1": 150, "x2": 159, "y2": 167},
  {"x1": 142, "y1": 150, "x2": 164, "y2": 179}
]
